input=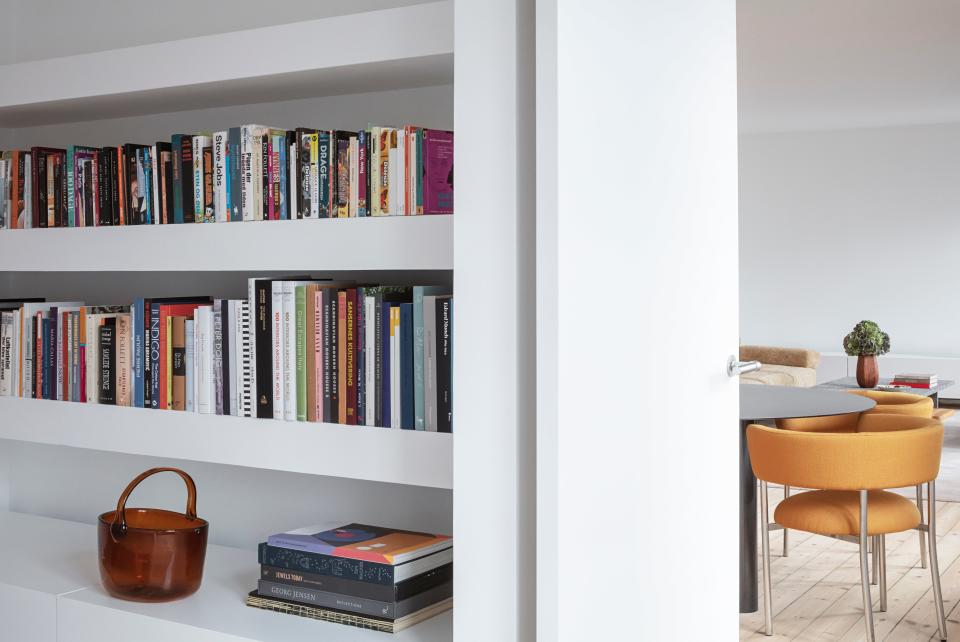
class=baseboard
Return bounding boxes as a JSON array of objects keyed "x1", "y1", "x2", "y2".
[{"x1": 819, "y1": 352, "x2": 960, "y2": 400}]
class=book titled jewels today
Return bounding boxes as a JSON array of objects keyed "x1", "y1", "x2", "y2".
[{"x1": 267, "y1": 523, "x2": 452, "y2": 565}]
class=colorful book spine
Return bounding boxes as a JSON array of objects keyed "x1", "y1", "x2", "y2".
[{"x1": 295, "y1": 285, "x2": 306, "y2": 421}]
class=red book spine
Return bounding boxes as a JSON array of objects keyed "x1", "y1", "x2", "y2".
[
  {"x1": 35, "y1": 313, "x2": 42, "y2": 399},
  {"x1": 890, "y1": 380, "x2": 934, "y2": 389},
  {"x1": 30, "y1": 148, "x2": 41, "y2": 227},
  {"x1": 117, "y1": 146, "x2": 126, "y2": 225}
]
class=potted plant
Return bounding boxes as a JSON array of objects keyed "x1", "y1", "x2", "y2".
[{"x1": 843, "y1": 320, "x2": 890, "y2": 388}]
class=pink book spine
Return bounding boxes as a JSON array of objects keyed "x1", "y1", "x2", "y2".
[{"x1": 313, "y1": 290, "x2": 323, "y2": 421}]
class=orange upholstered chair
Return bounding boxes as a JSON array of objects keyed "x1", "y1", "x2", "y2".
[
  {"x1": 846, "y1": 389, "x2": 934, "y2": 417},
  {"x1": 746, "y1": 421, "x2": 946, "y2": 641},
  {"x1": 774, "y1": 413, "x2": 935, "y2": 569}
]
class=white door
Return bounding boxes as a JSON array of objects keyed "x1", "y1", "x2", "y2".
[{"x1": 536, "y1": 1, "x2": 741, "y2": 640}]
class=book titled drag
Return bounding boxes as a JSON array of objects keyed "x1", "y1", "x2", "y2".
[{"x1": 267, "y1": 523, "x2": 452, "y2": 565}]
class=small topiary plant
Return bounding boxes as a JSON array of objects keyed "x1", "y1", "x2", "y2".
[{"x1": 843, "y1": 320, "x2": 890, "y2": 357}]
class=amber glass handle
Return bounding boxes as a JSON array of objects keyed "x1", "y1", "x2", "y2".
[{"x1": 111, "y1": 467, "x2": 198, "y2": 536}]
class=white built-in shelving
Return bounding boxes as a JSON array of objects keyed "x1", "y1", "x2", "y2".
[
  {"x1": 0, "y1": 215, "x2": 453, "y2": 272},
  {"x1": 0, "y1": 2, "x2": 454, "y2": 127},
  {"x1": 0, "y1": 510, "x2": 452, "y2": 642},
  {"x1": 0, "y1": 397, "x2": 452, "y2": 489}
]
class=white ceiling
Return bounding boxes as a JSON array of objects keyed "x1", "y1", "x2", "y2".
[{"x1": 738, "y1": 0, "x2": 960, "y2": 132}]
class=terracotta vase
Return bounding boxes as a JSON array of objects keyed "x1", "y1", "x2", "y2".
[{"x1": 856, "y1": 355, "x2": 879, "y2": 388}]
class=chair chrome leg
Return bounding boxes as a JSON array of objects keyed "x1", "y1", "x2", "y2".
[
  {"x1": 879, "y1": 534, "x2": 887, "y2": 613},
  {"x1": 918, "y1": 484, "x2": 928, "y2": 569},
  {"x1": 928, "y1": 481, "x2": 947, "y2": 641},
  {"x1": 782, "y1": 485, "x2": 790, "y2": 557},
  {"x1": 760, "y1": 481, "x2": 773, "y2": 636},
  {"x1": 872, "y1": 536, "x2": 879, "y2": 586},
  {"x1": 859, "y1": 490, "x2": 876, "y2": 642}
]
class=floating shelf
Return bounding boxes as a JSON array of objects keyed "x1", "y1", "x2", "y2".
[
  {"x1": 0, "y1": 397, "x2": 453, "y2": 489},
  {"x1": 0, "y1": 2, "x2": 454, "y2": 127},
  {"x1": 0, "y1": 215, "x2": 453, "y2": 272},
  {"x1": 0, "y1": 511, "x2": 452, "y2": 642}
]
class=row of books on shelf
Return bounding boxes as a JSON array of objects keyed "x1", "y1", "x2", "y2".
[
  {"x1": 0, "y1": 280, "x2": 453, "y2": 431},
  {"x1": 247, "y1": 523, "x2": 452, "y2": 633},
  {"x1": 0, "y1": 124, "x2": 454, "y2": 230}
]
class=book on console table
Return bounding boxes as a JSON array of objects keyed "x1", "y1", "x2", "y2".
[
  {"x1": 267, "y1": 523, "x2": 452, "y2": 564},
  {"x1": 891, "y1": 373, "x2": 938, "y2": 388}
]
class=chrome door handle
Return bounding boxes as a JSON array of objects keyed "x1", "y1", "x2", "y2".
[{"x1": 728, "y1": 356, "x2": 761, "y2": 377}]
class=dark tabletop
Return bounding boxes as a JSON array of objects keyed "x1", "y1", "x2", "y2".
[{"x1": 740, "y1": 384, "x2": 876, "y2": 421}]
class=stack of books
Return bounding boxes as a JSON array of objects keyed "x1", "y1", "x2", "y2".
[
  {"x1": 0, "y1": 281, "x2": 454, "y2": 431},
  {"x1": 891, "y1": 373, "x2": 938, "y2": 389},
  {"x1": 0, "y1": 125, "x2": 453, "y2": 230},
  {"x1": 249, "y1": 524, "x2": 453, "y2": 633}
]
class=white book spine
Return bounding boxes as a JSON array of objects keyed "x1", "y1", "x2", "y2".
[
  {"x1": 281, "y1": 282, "x2": 297, "y2": 421},
  {"x1": 246, "y1": 279, "x2": 257, "y2": 416},
  {"x1": 197, "y1": 307, "x2": 214, "y2": 414},
  {"x1": 185, "y1": 319, "x2": 195, "y2": 412},
  {"x1": 364, "y1": 296, "x2": 376, "y2": 426},
  {"x1": 271, "y1": 282, "x2": 284, "y2": 419},
  {"x1": 287, "y1": 142, "x2": 296, "y2": 218},
  {"x1": 20, "y1": 311, "x2": 31, "y2": 397},
  {"x1": 214, "y1": 132, "x2": 228, "y2": 223},
  {"x1": 0, "y1": 313, "x2": 12, "y2": 396},
  {"x1": 424, "y1": 296, "x2": 438, "y2": 431},
  {"x1": 349, "y1": 136, "x2": 359, "y2": 218},
  {"x1": 23, "y1": 153, "x2": 31, "y2": 228},
  {"x1": 86, "y1": 315, "x2": 98, "y2": 404},
  {"x1": 227, "y1": 301, "x2": 238, "y2": 416},
  {"x1": 64, "y1": 314, "x2": 72, "y2": 400},
  {"x1": 396, "y1": 133, "x2": 406, "y2": 216}
]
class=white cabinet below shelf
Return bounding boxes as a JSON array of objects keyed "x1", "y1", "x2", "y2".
[
  {"x1": 0, "y1": 511, "x2": 452, "y2": 642},
  {"x1": 0, "y1": 215, "x2": 453, "y2": 272},
  {"x1": 0, "y1": 397, "x2": 453, "y2": 489}
]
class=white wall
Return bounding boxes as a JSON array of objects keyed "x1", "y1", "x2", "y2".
[
  {"x1": 740, "y1": 123, "x2": 960, "y2": 357},
  {"x1": 0, "y1": 0, "x2": 430, "y2": 64}
]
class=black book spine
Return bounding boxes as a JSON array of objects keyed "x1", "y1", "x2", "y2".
[
  {"x1": 257, "y1": 543, "x2": 395, "y2": 585},
  {"x1": 321, "y1": 288, "x2": 332, "y2": 422},
  {"x1": 180, "y1": 136, "x2": 195, "y2": 223},
  {"x1": 110, "y1": 148, "x2": 120, "y2": 226},
  {"x1": 43, "y1": 318, "x2": 55, "y2": 400},
  {"x1": 35, "y1": 150, "x2": 46, "y2": 228},
  {"x1": 260, "y1": 562, "x2": 453, "y2": 603},
  {"x1": 98, "y1": 150, "x2": 111, "y2": 226},
  {"x1": 163, "y1": 149, "x2": 174, "y2": 225},
  {"x1": 99, "y1": 319, "x2": 116, "y2": 405},
  {"x1": 436, "y1": 297, "x2": 452, "y2": 433},
  {"x1": 254, "y1": 281, "x2": 273, "y2": 418},
  {"x1": 261, "y1": 135, "x2": 270, "y2": 220},
  {"x1": 83, "y1": 160, "x2": 93, "y2": 227}
]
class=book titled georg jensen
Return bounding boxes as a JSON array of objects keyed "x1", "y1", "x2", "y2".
[{"x1": 267, "y1": 523, "x2": 452, "y2": 565}]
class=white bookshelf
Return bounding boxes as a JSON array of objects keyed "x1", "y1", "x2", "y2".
[
  {"x1": 0, "y1": 398, "x2": 452, "y2": 489},
  {"x1": 0, "y1": 510, "x2": 452, "y2": 642},
  {"x1": 0, "y1": 2, "x2": 454, "y2": 127},
  {"x1": 0, "y1": 0, "x2": 534, "y2": 639},
  {"x1": 0, "y1": 215, "x2": 453, "y2": 272}
]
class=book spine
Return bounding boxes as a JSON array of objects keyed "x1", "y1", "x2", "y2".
[
  {"x1": 132, "y1": 299, "x2": 143, "y2": 408},
  {"x1": 321, "y1": 289, "x2": 332, "y2": 422},
  {"x1": 312, "y1": 289, "x2": 323, "y2": 422},
  {"x1": 437, "y1": 298, "x2": 452, "y2": 432},
  {"x1": 116, "y1": 315, "x2": 131, "y2": 406},
  {"x1": 254, "y1": 280, "x2": 273, "y2": 418},
  {"x1": 316, "y1": 132, "x2": 328, "y2": 218},
  {"x1": 213, "y1": 302, "x2": 224, "y2": 415},
  {"x1": 281, "y1": 283, "x2": 296, "y2": 421},
  {"x1": 180, "y1": 136, "x2": 194, "y2": 223},
  {"x1": 257, "y1": 543, "x2": 395, "y2": 585},
  {"x1": 213, "y1": 132, "x2": 227, "y2": 223},
  {"x1": 390, "y1": 305, "x2": 400, "y2": 427},
  {"x1": 274, "y1": 134, "x2": 284, "y2": 219},
  {"x1": 184, "y1": 320, "x2": 195, "y2": 412},
  {"x1": 257, "y1": 580, "x2": 402, "y2": 619},
  {"x1": 337, "y1": 291, "x2": 347, "y2": 422},
  {"x1": 192, "y1": 137, "x2": 203, "y2": 221},
  {"x1": 295, "y1": 286, "x2": 307, "y2": 421},
  {"x1": 171, "y1": 135, "x2": 183, "y2": 223},
  {"x1": 356, "y1": 288, "x2": 364, "y2": 426},
  {"x1": 271, "y1": 283, "x2": 284, "y2": 420},
  {"x1": 381, "y1": 302, "x2": 391, "y2": 427},
  {"x1": 228, "y1": 127, "x2": 242, "y2": 221},
  {"x1": 66, "y1": 148, "x2": 75, "y2": 226},
  {"x1": 149, "y1": 305, "x2": 161, "y2": 408},
  {"x1": 423, "y1": 129, "x2": 454, "y2": 214},
  {"x1": 241, "y1": 127, "x2": 253, "y2": 221},
  {"x1": 423, "y1": 296, "x2": 437, "y2": 431},
  {"x1": 345, "y1": 289, "x2": 357, "y2": 425},
  {"x1": 260, "y1": 566, "x2": 411, "y2": 602},
  {"x1": 171, "y1": 316, "x2": 186, "y2": 411},
  {"x1": 198, "y1": 307, "x2": 214, "y2": 414},
  {"x1": 399, "y1": 303, "x2": 413, "y2": 429},
  {"x1": 357, "y1": 130, "x2": 367, "y2": 217},
  {"x1": 149, "y1": 145, "x2": 159, "y2": 225},
  {"x1": 99, "y1": 320, "x2": 115, "y2": 405},
  {"x1": 329, "y1": 290, "x2": 339, "y2": 422},
  {"x1": 365, "y1": 296, "x2": 376, "y2": 426}
]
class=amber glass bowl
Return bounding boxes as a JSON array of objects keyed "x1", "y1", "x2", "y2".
[{"x1": 97, "y1": 467, "x2": 209, "y2": 602}]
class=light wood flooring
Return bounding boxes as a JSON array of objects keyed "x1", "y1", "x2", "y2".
[{"x1": 740, "y1": 486, "x2": 960, "y2": 640}]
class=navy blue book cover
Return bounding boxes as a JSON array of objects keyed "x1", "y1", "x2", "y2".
[
  {"x1": 400, "y1": 303, "x2": 414, "y2": 429},
  {"x1": 43, "y1": 317, "x2": 55, "y2": 400},
  {"x1": 381, "y1": 302, "x2": 391, "y2": 427}
]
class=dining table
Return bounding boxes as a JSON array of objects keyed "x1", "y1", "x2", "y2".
[{"x1": 739, "y1": 384, "x2": 876, "y2": 613}]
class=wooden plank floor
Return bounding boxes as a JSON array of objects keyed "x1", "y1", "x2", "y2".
[{"x1": 740, "y1": 487, "x2": 960, "y2": 641}]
